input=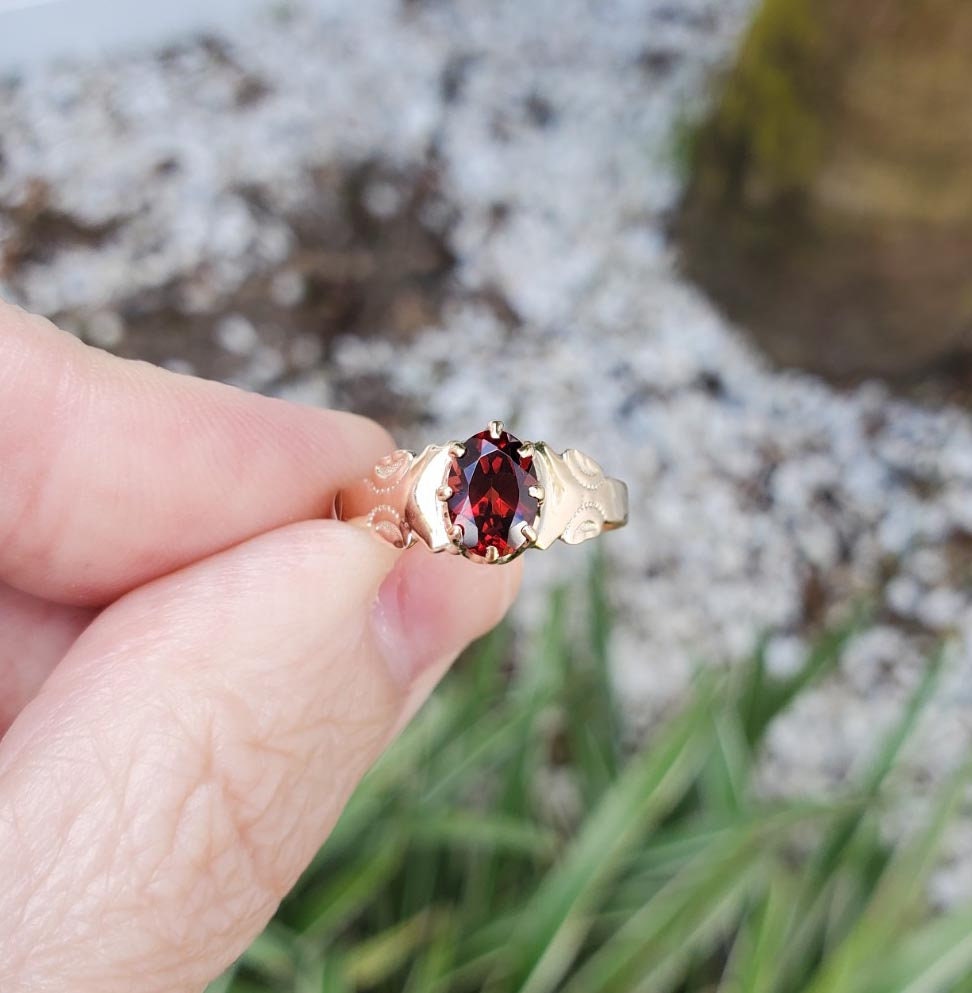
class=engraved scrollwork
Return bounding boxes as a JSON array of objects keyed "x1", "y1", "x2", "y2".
[
  {"x1": 564, "y1": 448, "x2": 606, "y2": 489},
  {"x1": 368, "y1": 504, "x2": 409, "y2": 548},
  {"x1": 562, "y1": 501, "x2": 606, "y2": 545},
  {"x1": 370, "y1": 449, "x2": 414, "y2": 491},
  {"x1": 532, "y1": 443, "x2": 627, "y2": 549}
]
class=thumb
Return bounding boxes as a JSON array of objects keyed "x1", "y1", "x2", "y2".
[{"x1": 0, "y1": 520, "x2": 520, "y2": 993}]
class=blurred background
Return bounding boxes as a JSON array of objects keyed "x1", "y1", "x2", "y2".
[{"x1": 3, "y1": 1, "x2": 972, "y2": 990}]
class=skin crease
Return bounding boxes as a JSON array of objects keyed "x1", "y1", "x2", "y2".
[
  {"x1": 0, "y1": 302, "x2": 522, "y2": 993},
  {"x1": 0, "y1": 583, "x2": 94, "y2": 732}
]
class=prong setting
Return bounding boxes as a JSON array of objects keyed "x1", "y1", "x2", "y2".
[{"x1": 437, "y1": 426, "x2": 572, "y2": 563}]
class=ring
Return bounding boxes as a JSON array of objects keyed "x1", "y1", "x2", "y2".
[{"x1": 337, "y1": 421, "x2": 628, "y2": 563}]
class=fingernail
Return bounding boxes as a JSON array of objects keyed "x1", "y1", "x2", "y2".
[{"x1": 372, "y1": 551, "x2": 520, "y2": 688}]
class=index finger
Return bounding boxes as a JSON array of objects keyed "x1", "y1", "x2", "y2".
[{"x1": 0, "y1": 301, "x2": 393, "y2": 606}]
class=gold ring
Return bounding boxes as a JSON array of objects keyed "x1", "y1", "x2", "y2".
[{"x1": 337, "y1": 421, "x2": 628, "y2": 564}]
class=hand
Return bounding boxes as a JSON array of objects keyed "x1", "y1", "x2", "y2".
[{"x1": 0, "y1": 302, "x2": 520, "y2": 992}]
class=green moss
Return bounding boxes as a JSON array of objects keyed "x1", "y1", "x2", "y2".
[
  {"x1": 704, "y1": 0, "x2": 827, "y2": 199},
  {"x1": 669, "y1": 111, "x2": 704, "y2": 183}
]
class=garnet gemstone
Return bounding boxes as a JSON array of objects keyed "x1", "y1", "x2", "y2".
[{"x1": 446, "y1": 427, "x2": 540, "y2": 559}]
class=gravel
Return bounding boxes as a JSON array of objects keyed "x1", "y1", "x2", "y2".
[{"x1": 2, "y1": 0, "x2": 971, "y2": 902}]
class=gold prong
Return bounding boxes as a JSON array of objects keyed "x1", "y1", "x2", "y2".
[
  {"x1": 488, "y1": 419, "x2": 504, "y2": 439},
  {"x1": 449, "y1": 442, "x2": 466, "y2": 458},
  {"x1": 528, "y1": 484, "x2": 545, "y2": 502},
  {"x1": 521, "y1": 524, "x2": 538, "y2": 546},
  {"x1": 437, "y1": 484, "x2": 453, "y2": 501},
  {"x1": 519, "y1": 442, "x2": 535, "y2": 459},
  {"x1": 484, "y1": 545, "x2": 500, "y2": 563}
]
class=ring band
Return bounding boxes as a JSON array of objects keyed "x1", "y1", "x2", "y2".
[{"x1": 337, "y1": 421, "x2": 628, "y2": 564}]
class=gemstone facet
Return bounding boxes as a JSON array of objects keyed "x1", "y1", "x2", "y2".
[{"x1": 446, "y1": 427, "x2": 540, "y2": 559}]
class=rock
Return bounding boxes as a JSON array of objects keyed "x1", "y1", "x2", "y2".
[{"x1": 677, "y1": 0, "x2": 972, "y2": 392}]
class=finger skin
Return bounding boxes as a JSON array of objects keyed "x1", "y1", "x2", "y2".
[
  {"x1": 0, "y1": 582, "x2": 93, "y2": 736},
  {"x1": 0, "y1": 300, "x2": 393, "y2": 606},
  {"x1": 0, "y1": 520, "x2": 520, "y2": 993}
]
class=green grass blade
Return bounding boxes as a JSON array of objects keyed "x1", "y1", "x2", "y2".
[
  {"x1": 314, "y1": 704, "x2": 450, "y2": 864},
  {"x1": 570, "y1": 807, "x2": 835, "y2": 993},
  {"x1": 864, "y1": 907, "x2": 972, "y2": 993},
  {"x1": 204, "y1": 966, "x2": 239, "y2": 993},
  {"x1": 721, "y1": 869, "x2": 799, "y2": 993},
  {"x1": 946, "y1": 967, "x2": 972, "y2": 993},
  {"x1": 318, "y1": 950, "x2": 353, "y2": 993},
  {"x1": 815, "y1": 650, "x2": 944, "y2": 883},
  {"x1": 802, "y1": 757, "x2": 972, "y2": 993},
  {"x1": 494, "y1": 678, "x2": 718, "y2": 993},
  {"x1": 741, "y1": 615, "x2": 863, "y2": 747},
  {"x1": 573, "y1": 835, "x2": 760, "y2": 993},
  {"x1": 610, "y1": 803, "x2": 846, "y2": 922},
  {"x1": 238, "y1": 921, "x2": 297, "y2": 984},
  {"x1": 567, "y1": 550, "x2": 621, "y2": 799},
  {"x1": 318, "y1": 626, "x2": 513, "y2": 865},
  {"x1": 699, "y1": 708, "x2": 751, "y2": 816},
  {"x1": 409, "y1": 810, "x2": 559, "y2": 859},
  {"x1": 292, "y1": 835, "x2": 406, "y2": 941},
  {"x1": 343, "y1": 909, "x2": 440, "y2": 988},
  {"x1": 403, "y1": 918, "x2": 458, "y2": 993},
  {"x1": 612, "y1": 819, "x2": 745, "y2": 903},
  {"x1": 777, "y1": 653, "x2": 945, "y2": 987},
  {"x1": 417, "y1": 710, "x2": 537, "y2": 807},
  {"x1": 294, "y1": 947, "x2": 351, "y2": 993},
  {"x1": 222, "y1": 979, "x2": 272, "y2": 993},
  {"x1": 446, "y1": 910, "x2": 524, "y2": 990},
  {"x1": 456, "y1": 589, "x2": 576, "y2": 924}
]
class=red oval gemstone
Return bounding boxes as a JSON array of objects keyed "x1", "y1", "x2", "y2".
[{"x1": 447, "y1": 428, "x2": 539, "y2": 559}]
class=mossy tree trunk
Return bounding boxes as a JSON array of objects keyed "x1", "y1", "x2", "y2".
[{"x1": 677, "y1": 0, "x2": 972, "y2": 384}]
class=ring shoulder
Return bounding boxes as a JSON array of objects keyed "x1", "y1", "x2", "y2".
[
  {"x1": 405, "y1": 445, "x2": 456, "y2": 552},
  {"x1": 337, "y1": 444, "x2": 453, "y2": 551},
  {"x1": 532, "y1": 444, "x2": 629, "y2": 548}
]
